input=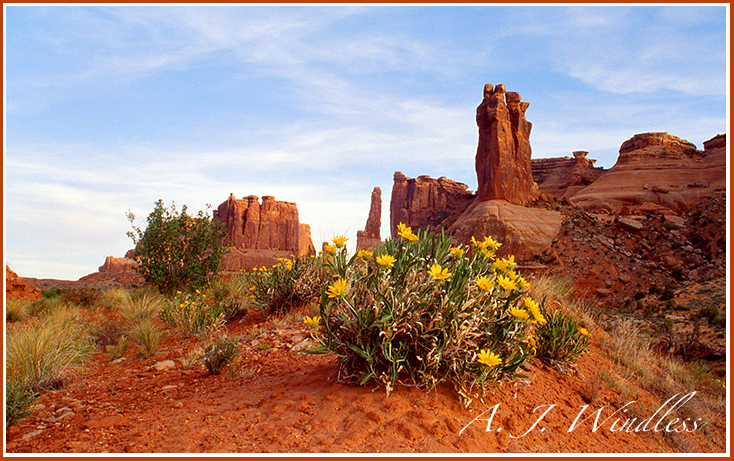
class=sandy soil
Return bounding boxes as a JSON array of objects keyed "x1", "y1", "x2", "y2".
[{"x1": 5, "y1": 310, "x2": 726, "y2": 454}]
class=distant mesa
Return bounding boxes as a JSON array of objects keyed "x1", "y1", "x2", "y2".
[{"x1": 214, "y1": 193, "x2": 316, "y2": 272}]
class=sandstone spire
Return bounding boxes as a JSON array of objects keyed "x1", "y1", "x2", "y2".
[{"x1": 475, "y1": 83, "x2": 538, "y2": 204}]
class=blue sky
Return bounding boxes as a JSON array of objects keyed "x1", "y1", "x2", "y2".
[{"x1": 4, "y1": 4, "x2": 729, "y2": 280}]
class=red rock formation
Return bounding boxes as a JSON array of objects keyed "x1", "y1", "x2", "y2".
[
  {"x1": 389, "y1": 172, "x2": 474, "y2": 238},
  {"x1": 214, "y1": 194, "x2": 315, "y2": 271},
  {"x1": 475, "y1": 84, "x2": 538, "y2": 205},
  {"x1": 98, "y1": 256, "x2": 138, "y2": 273},
  {"x1": 356, "y1": 187, "x2": 382, "y2": 251},
  {"x1": 532, "y1": 151, "x2": 606, "y2": 199},
  {"x1": 448, "y1": 200, "x2": 564, "y2": 261},
  {"x1": 6, "y1": 266, "x2": 43, "y2": 301},
  {"x1": 570, "y1": 133, "x2": 726, "y2": 215}
]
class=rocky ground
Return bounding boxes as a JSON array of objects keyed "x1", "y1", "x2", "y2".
[{"x1": 4, "y1": 307, "x2": 727, "y2": 454}]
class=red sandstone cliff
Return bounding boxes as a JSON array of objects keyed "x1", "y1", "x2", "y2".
[
  {"x1": 532, "y1": 151, "x2": 606, "y2": 199},
  {"x1": 569, "y1": 133, "x2": 726, "y2": 215},
  {"x1": 389, "y1": 172, "x2": 474, "y2": 238},
  {"x1": 356, "y1": 187, "x2": 383, "y2": 252}
]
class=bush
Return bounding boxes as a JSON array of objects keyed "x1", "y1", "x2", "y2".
[
  {"x1": 309, "y1": 228, "x2": 545, "y2": 406},
  {"x1": 201, "y1": 334, "x2": 239, "y2": 375},
  {"x1": 244, "y1": 255, "x2": 323, "y2": 315},
  {"x1": 127, "y1": 200, "x2": 229, "y2": 294},
  {"x1": 160, "y1": 290, "x2": 225, "y2": 338}
]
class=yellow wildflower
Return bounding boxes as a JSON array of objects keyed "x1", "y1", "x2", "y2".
[
  {"x1": 449, "y1": 247, "x2": 465, "y2": 257},
  {"x1": 285, "y1": 259, "x2": 293, "y2": 270},
  {"x1": 357, "y1": 249, "x2": 373, "y2": 258},
  {"x1": 526, "y1": 334, "x2": 537, "y2": 354},
  {"x1": 482, "y1": 236, "x2": 502, "y2": 251},
  {"x1": 508, "y1": 306, "x2": 530, "y2": 321},
  {"x1": 579, "y1": 327, "x2": 590, "y2": 337},
  {"x1": 497, "y1": 274, "x2": 518, "y2": 291},
  {"x1": 376, "y1": 254, "x2": 397, "y2": 268},
  {"x1": 304, "y1": 315, "x2": 321, "y2": 328},
  {"x1": 476, "y1": 276, "x2": 493, "y2": 291},
  {"x1": 428, "y1": 264, "x2": 452, "y2": 281},
  {"x1": 397, "y1": 223, "x2": 419, "y2": 241},
  {"x1": 327, "y1": 278, "x2": 348, "y2": 298},
  {"x1": 324, "y1": 244, "x2": 337, "y2": 254},
  {"x1": 518, "y1": 276, "x2": 531, "y2": 290},
  {"x1": 477, "y1": 349, "x2": 502, "y2": 368},
  {"x1": 332, "y1": 235, "x2": 348, "y2": 247},
  {"x1": 524, "y1": 297, "x2": 546, "y2": 325},
  {"x1": 493, "y1": 255, "x2": 516, "y2": 273}
]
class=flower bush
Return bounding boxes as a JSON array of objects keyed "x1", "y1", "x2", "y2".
[
  {"x1": 242, "y1": 251, "x2": 325, "y2": 315},
  {"x1": 308, "y1": 226, "x2": 566, "y2": 406}
]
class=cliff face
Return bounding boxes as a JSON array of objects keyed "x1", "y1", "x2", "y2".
[
  {"x1": 531, "y1": 151, "x2": 606, "y2": 199},
  {"x1": 214, "y1": 194, "x2": 315, "y2": 271},
  {"x1": 475, "y1": 84, "x2": 538, "y2": 205},
  {"x1": 389, "y1": 172, "x2": 474, "y2": 238},
  {"x1": 569, "y1": 133, "x2": 726, "y2": 215}
]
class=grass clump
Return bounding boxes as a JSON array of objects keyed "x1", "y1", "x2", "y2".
[
  {"x1": 6, "y1": 308, "x2": 95, "y2": 425},
  {"x1": 307, "y1": 228, "x2": 588, "y2": 406}
]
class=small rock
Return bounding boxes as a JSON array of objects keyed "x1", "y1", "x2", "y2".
[
  {"x1": 619, "y1": 273, "x2": 631, "y2": 284},
  {"x1": 289, "y1": 333, "x2": 308, "y2": 344},
  {"x1": 57, "y1": 411, "x2": 75, "y2": 421},
  {"x1": 150, "y1": 360, "x2": 176, "y2": 372},
  {"x1": 617, "y1": 217, "x2": 643, "y2": 231},
  {"x1": 291, "y1": 338, "x2": 318, "y2": 352},
  {"x1": 596, "y1": 288, "x2": 611, "y2": 297},
  {"x1": 21, "y1": 429, "x2": 44, "y2": 440}
]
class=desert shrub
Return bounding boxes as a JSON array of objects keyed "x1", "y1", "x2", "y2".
[
  {"x1": 42, "y1": 287, "x2": 63, "y2": 299},
  {"x1": 534, "y1": 302, "x2": 591, "y2": 373},
  {"x1": 693, "y1": 305, "x2": 726, "y2": 328},
  {"x1": 160, "y1": 289, "x2": 225, "y2": 338},
  {"x1": 201, "y1": 334, "x2": 239, "y2": 375},
  {"x1": 99, "y1": 288, "x2": 132, "y2": 310},
  {"x1": 127, "y1": 200, "x2": 228, "y2": 294},
  {"x1": 120, "y1": 289, "x2": 164, "y2": 324},
  {"x1": 6, "y1": 308, "x2": 95, "y2": 394},
  {"x1": 61, "y1": 288, "x2": 103, "y2": 309},
  {"x1": 309, "y1": 228, "x2": 545, "y2": 406},
  {"x1": 105, "y1": 334, "x2": 132, "y2": 359},
  {"x1": 648, "y1": 285, "x2": 663, "y2": 296},
  {"x1": 5, "y1": 380, "x2": 38, "y2": 426},
  {"x1": 244, "y1": 254, "x2": 323, "y2": 315}
]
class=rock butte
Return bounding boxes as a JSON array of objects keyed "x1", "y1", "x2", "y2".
[{"x1": 214, "y1": 193, "x2": 315, "y2": 272}]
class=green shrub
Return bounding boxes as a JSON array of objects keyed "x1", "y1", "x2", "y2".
[
  {"x1": 310, "y1": 229, "x2": 544, "y2": 406},
  {"x1": 201, "y1": 334, "x2": 239, "y2": 375},
  {"x1": 244, "y1": 254, "x2": 323, "y2": 315},
  {"x1": 127, "y1": 200, "x2": 229, "y2": 294}
]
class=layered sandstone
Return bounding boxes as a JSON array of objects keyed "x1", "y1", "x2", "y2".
[
  {"x1": 532, "y1": 151, "x2": 607, "y2": 199},
  {"x1": 389, "y1": 172, "x2": 474, "y2": 238},
  {"x1": 475, "y1": 84, "x2": 538, "y2": 205},
  {"x1": 214, "y1": 194, "x2": 315, "y2": 271},
  {"x1": 449, "y1": 200, "x2": 564, "y2": 261},
  {"x1": 356, "y1": 187, "x2": 383, "y2": 251},
  {"x1": 570, "y1": 133, "x2": 726, "y2": 215}
]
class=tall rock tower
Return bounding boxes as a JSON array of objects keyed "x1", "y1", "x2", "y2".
[{"x1": 475, "y1": 83, "x2": 538, "y2": 204}]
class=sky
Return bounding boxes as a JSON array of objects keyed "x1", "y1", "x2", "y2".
[{"x1": 3, "y1": 4, "x2": 729, "y2": 280}]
